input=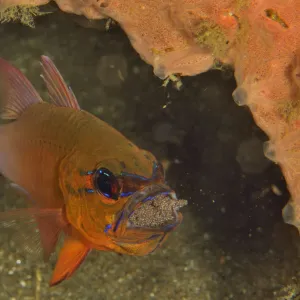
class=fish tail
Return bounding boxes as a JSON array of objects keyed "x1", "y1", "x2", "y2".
[{"x1": 0, "y1": 57, "x2": 42, "y2": 120}]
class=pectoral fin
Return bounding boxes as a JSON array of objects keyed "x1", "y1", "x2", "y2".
[
  {"x1": 0, "y1": 207, "x2": 65, "y2": 261},
  {"x1": 50, "y1": 237, "x2": 90, "y2": 287},
  {"x1": 8, "y1": 183, "x2": 66, "y2": 261},
  {"x1": 36, "y1": 216, "x2": 62, "y2": 262}
]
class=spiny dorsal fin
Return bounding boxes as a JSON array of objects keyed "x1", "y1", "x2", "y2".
[
  {"x1": 0, "y1": 57, "x2": 43, "y2": 120},
  {"x1": 40, "y1": 56, "x2": 81, "y2": 110}
]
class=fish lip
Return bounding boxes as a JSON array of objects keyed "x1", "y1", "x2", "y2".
[{"x1": 114, "y1": 184, "x2": 183, "y2": 232}]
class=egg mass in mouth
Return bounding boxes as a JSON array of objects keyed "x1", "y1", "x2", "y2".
[{"x1": 128, "y1": 194, "x2": 188, "y2": 228}]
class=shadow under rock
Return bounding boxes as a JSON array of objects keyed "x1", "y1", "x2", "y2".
[{"x1": 131, "y1": 69, "x2": 296, "y2": 257}]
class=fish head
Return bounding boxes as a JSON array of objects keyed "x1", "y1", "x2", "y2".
[{"x1": 60, "y1": 149, "x2": 187, "y2": 256}]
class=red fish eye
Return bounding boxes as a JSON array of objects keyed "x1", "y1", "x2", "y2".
[{"x1": 93, "y1": 168, "x2": 120, "y2": 200}]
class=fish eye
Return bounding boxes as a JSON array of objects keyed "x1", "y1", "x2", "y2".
[{"x1": 93, "y1": 168, "x2": 120, "y2": 200}]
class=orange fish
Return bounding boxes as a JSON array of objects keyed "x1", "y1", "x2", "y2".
[{"x1": 0, "y1": 56, "x2": 187, "y2": 286}]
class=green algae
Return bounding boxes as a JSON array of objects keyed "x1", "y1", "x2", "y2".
[
  {"x1": 194, "y1": 20, "x2": 229, "y2": 59},
  {"x1": 0, "y1": 5, "x2": 50, "y2": 28},
  {"x1": 277, "y1": 97, "x2": 300, "y2": 124}
]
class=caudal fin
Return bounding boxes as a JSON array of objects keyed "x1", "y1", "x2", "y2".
[{"x1": 0, "y1": 57, "x2": 42, "y2": 120}]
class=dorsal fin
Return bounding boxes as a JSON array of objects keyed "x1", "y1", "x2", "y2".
[
  {"x1": 40, "y1": 56, "x2": 81, "y2": 110},
  {"x1": 0, "y1": 57, "x2": 43, "y2": 120}
]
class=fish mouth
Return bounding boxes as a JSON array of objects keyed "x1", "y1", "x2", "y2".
[{"x1": 115, "y1": 184, "x2": 188, "y2": 233}]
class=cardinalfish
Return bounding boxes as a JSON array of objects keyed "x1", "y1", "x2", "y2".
[{"x1": 0, "y1": 56, "x2": 188, "y2": 286}]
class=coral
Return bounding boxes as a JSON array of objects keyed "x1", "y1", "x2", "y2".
[
  {"x1": 1, "y1": 0, "x2": 300, "y2": 235},
  {"x1": 0, "y1": 5, "x2": 49, "y2": 27}
]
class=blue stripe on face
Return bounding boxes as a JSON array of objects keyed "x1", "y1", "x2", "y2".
[
  {"x1": 119, "y1": 162, "x2": 164, "y2": 197},
  {"x1": 162, "y1": 223, "x2": 176, "y2": 231},
  {"x1": 120, "y1": 192, "x2": 134, "y2": 197},
  {"x1": 148, "y1": 234, "x2": 166, "y2": 254},
  {"x1": 104, "y1": 224, "x2": 112, "y2": 233},
  {"x1": 120, "y1": 161, "x2": 160, "y2": 182},
  {"x1": 113, "y1": 211, "x2": 124, "y2": 232},
  {"x1": 120, "y1": 172, "x2": 149, "y2": 181}
]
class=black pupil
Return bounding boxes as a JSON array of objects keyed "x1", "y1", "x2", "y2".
[{"x1": 94, "y1": 168, "x2": 119, "y2": 200}]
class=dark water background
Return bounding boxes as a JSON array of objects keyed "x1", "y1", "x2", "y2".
[{"x1": 0, "y1": 8, "x2": 299, "y2": 300}]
